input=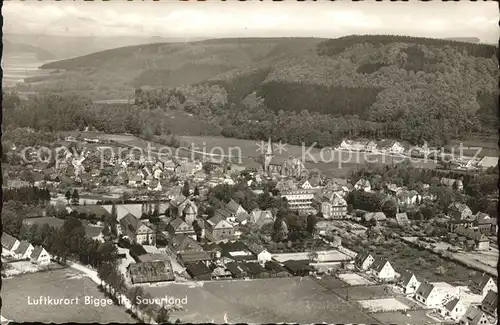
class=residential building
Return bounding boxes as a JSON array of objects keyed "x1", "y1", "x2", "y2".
[
  {"x1": 441, "y1": 177, "x2": 464, "y2": 191},
  {"x1": 170, "y1": 235, "x2": 203, "y2": 255},
  {"x1": 398, "y1": 271, "x2": 421, "y2": 295},
  {"x1": 249, "y1": 209, "x2": 274, "y2": 227},
  {"x1": 169, "y1": 195, "x2": 192, "y2": 218},
  {"x1": 354, "y1": 252, "x2": 375, "y2": 270},
  {"x1": 166, "y1": 218, "x2": 196, "y2": 238},
  {"x1": 448, "y1": 202, "x2": 473, "y2": 220},
  {"x1": 442, "y1": 298, "x2": 470, "y2": 321},
  {"x1": 119, "y1": 213, "x2": 155, "y2": 245},
  {"x1": 459, "y1": 306, "x2": 489, "y2": 325},
  {"x1": 245, "y1": 243, "x2": 273, "y2": 265},
  {"x1": 178, "y1": 251, "x2": 212, "y2": 266},
  {"x1": 280, "y1": 189, "x2": 318, "y2": 214},
  {"x1": 202, "y1": 243, "x2": 223, "y2": 260},
  {"x1": 128, "y1": 260, "x2": 175, "y2": 284},
  {"x1": 30, "y1": 246, "x2": 51, "y2": 265},
  {"x1": 354, "y1": 179, "x2": 371, "y2": 192},
  {"x1": 219, "y1": 241, "x2": 256, "y2": 262},
  {"x1": 470, "y1": 274, "x2": 497, "y2": 297},
  {"x1": 339, "y1": 140, "x2": 369, "y2": 152},
  {"x1": 370, "y1": 258, "x2": 396, "y2": 281},
  {"x1": 366, "y1": 141, "x2": 378, "y2": 152},
  {"x1": 313, "y1": 191, "x2": 348, "y2": 219},
  {"x1": 415, "y1": 282, "x2": 442, "y2": 307},
  {"x1": 283, "y1": 260, "x2": 312, "y2": 276},
  {"x1": 454, "y1": 227, "x2": 490, "y2": 251},
  {"x1": 262, "y1": 138, "x2": 305, "y2": 177},
  {"x1": 396, "y1": 190, "x2": 421, "y2": 206},
  {"x1": 448, "y1": 219, "x2": 477, "y2": 233},
  {"x1": 206, "y1": 215, "x2": 235, "y2": 241},
  {"x1": 481, "y1": 290, "x2": 497, "y2": 317},
  {"x1": 363, "y1": 212, "x2": 387, "y2": 223},
  {"x1": 377, "y1": 140, "x2": 405, "y2": 154},
  {"x1": 14, "y1": 240, "x2": 35, "y2": 259},
  {"x1": 1, "y1": 233, "x2": 20, "y2": 254},
  {"x1": 395, "y1": 213, "x2": 410, "y2": 227}
]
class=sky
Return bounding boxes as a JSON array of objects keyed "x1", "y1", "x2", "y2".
[{"x1": 2, "y1": 0, "x2": 499, "y2": 43}]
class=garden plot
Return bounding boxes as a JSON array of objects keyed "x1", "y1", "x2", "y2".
[
  {"x1": 337, "y1": 273, "x2": 374, "y2": 286},
  {"x1": 358, "y1": 298, "x2": 409, "y2": 312}
]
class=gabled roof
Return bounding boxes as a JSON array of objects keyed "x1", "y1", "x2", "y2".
[
  {"x1": 30, "y1": 245, "x2": 47, "y2": 260},
  {"x1": 399, "y1": 270, "x2": 418, "y2": 287},
  {"x1": 202, "y1": 242, "x2": 222, "y2": 252},
  {"x1": 120, "y1": 213, "x2": 142, "y2": 233},
  {"x1": 482, "y1": 290, "x2": 497, "y2": 311},
  {"x1": 250, "y1": 209, "x2": 274, "y2": 225},
  {"x1": 171, "y1": 235, "x2": 203, "y2": 253},
  {"x1": 395, "y1": 213, "x2": 410, "y2": 225},
  {"x1": 185, "y1": 261, "x2": 212, "y2": 277},
  {"x1": 364, "y1": 212, "x2": 387, "y2": 221},
  {"x1": 14, "y1": 240, "x2": 32, "y2": 255},
  {"x1": 245, "y1": 262, "x2": 269, "y2": 275},
  {"x1": 245, "y1": 242, "x2": 267, "y2": 255},
  {"x1": 128, "y1": 260, "x2": 175, "y2": 283},
  {"x1": 371, "y1": 258, "x2": 391, "y2": 273},
  {"x1": 355, "y1": 179, "x2": 371, "y2": 187},
  {"x1": 170, "y1": 194, "x2": 188, "y2": 208},
  {"x1": 226, "y1": 199, "x2": 243, "y2": 214},
  {"x1": 461, "y1": 306, "x2": 487, "y2": 325},
  {"x1": 178, "y1": 251, "x2": 212, "y2": 263},
  {"x1": 416, "y1": 282, "x2": 435, "y2": 299},
  {"x1": 265, "y1": 261, "x2": 289, "y2": 274},
  {"x1": 472, "y1": 274, "x2": 495, "y2": 292},
  {"x1": 214, "y1": 207, "x2": 233, "y2": 220},
  {"x1": 444, "y1": 298, "x2": 461, "y2": 312},
  {"x1": 448, "y1": 202, "x2": 471, "y2": 213},
  {"x1": 2, "y1": 232, "x2": 19, "y2": 250},
  {"x1": 225, "y1": 262, "x2": 249, "y2": 276},
  {"x1": 354, "y1": 251, "x2": 373, "y2": 264}
]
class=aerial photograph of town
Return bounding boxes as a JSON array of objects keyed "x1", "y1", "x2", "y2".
[{"x1": 1, "y1": 1, "x2": 498, "y2": 324}]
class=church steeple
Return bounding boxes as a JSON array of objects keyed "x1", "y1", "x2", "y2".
[
  {"x1": 263, "y1": 137, "x2": 274, "y2": 174},
  {"x1": 266, "y1": 137, "x2": 273, "y2": 155}
]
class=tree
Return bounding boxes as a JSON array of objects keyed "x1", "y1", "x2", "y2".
[
  {"x1": 156, "y1": 307, "x2": 170, "y2": 324},
  {"x1": 381, "y1": 199, "x2": 398, "y2": 219},
  {"x1": 71, "y1": 189, "x2": 80, "y2": 205},
  {"x1": 306, "y1": 214, "x2": 317, "y2": 234},
  {"x1": 193, "y1": 186, "x2": 200, "y2": 196},
  {"x1": 181, "y1": 181, "x2": 190, "y2": 197},
  {"x1": 65, "y1": 190, "x2": 72, "y2": 203}
]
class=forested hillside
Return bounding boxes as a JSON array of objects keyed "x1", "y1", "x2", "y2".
[{"x1": 17, "y1": 35, "x2": 500, "y2": 147}]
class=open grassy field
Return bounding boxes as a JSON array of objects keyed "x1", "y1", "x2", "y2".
[
  {"x1": 371, "y1": 309, "x2": 440, "y2": 325},
  {"x1": 144, "y1": 277, "x2": 380, "y2": 324},
  {"x1": 2, "y1": 268, "x2": 135, "y2": 323}
]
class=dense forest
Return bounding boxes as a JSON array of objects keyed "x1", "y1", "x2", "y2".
[{"x1": 8, "y1": 35, "x2": 500, "y2": 147}]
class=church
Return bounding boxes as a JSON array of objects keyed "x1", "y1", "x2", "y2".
[{"x1": 262, "y1": 138, "x2": 306, "y2": 178}]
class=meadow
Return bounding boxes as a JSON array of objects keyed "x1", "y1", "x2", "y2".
[
  {"x1": 2, "y1": 268, "x2": 135, "y2": 323},
  {"x1": 144, "y1": 277, "x2": 380, "y2": 324}
]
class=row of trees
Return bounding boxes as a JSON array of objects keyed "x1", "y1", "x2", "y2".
[{"x1": 3, "y1": 186, "x2": 51, "y2": 203}]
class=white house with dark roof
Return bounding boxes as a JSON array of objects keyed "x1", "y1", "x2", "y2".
[
  {"x1": 354, "y1": 252, "x2": 375, "y2": 270},
  {"x1": 470, "y1": 274, "x2": 497, "y2": 297},
  {"x1": 1, "y1": 233, "x2": 20, "y2": 256},
  {"x1": 370, "y1": 258, "x2": 396, "y2": 281},
  {"x1": 442, "y1": 298, "x2": 470, "y2": 321},
  {"x1": 354, "y1": 179, "x2": 371, "y2": 192},
  {"x1": 250, "y1": 209, "x2": 274, "y2": 227},
  {"x1": 14, "y1": 240, "x2": 35, "y2": 259},
  {"x1": 415, "y1": 282, "x2": 442, "y2": 307},
  {"x1": 459, "y1": 306, "x2": 489, "y2": 325},
  {"x1": 481, "y1": 290, "x2": 497, "y2": 317},
  {"x1": 30, "y1": 246, "x2": 51, "y2": 265},
  {"x1": 245, "y1": 243, "x2": 272, "y2": 265},
  {"x1": 398, "y1": 270, "x2": 421, "y2": 295}
]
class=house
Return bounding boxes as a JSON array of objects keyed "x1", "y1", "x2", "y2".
[
  {"x1": 119, "y1": 213, "x2": 155, "y2": 245},
  {"x1": 396, "y1": 190, "x2": 421, "y2": 206},
  {"x1": 178, "y1": 251, "x2": 212, "y2": 266},
  {"x1": 167, "y1": 217, "x2": 196, "y2": 238},
  {"x1": 481, "y1": 290, "x2": 497, "y2": 316},
  {"x1": 264, "y1": 261, "x2": 290, "y2": 278},
  {"x1": 30, "y1": 246, "x2": 51, "y2": 265},
  {"x1": 415, "y1": 282, "x2": 442, "y2": 307},
  {"x1": 280, "y1": 189, "x2": 317, "y2": 214},
  {"x1": 448, "y1": 202, "x2": 473, "y2": 220},
  {"x1": 185, "y1": 262, "x2": 212, "y2": 281},
  {"x1": 14, "y1": 240, "x2": 35, "y2": 259},
  {"x1": 202, "y1": 243, "x2": 223, "y2": 260},
  {"x1": 128, "y1": 260, "x2": 175, "y2": 284},
  {"x1": 377, "y1": 140, "x2": 405, "y2": 154},
  {"x1": 366, "y1": 141, "x2": 378, "y2": 152},
  {"x1": 441, "y1": 177, "x2": 464, "y2": 191},
  {"x1": 245, "y1": 243, "x2": 272, "y2": 265},
  {"x1": 354, "y1": 179, "x2": 371, "y2": 192},
  {"x1": 370, "y1": 258, "x2": 396, "y2": 281},
  {"x1": 170, "y1": 234, "x2": 203, "y2": 255},
  {"x1": 395, "y1": 213, "x2": 410, "y2": 227},
  {"x1": 168, "y1": 195, "x2": 191, "y2": 218},
  {"x1": 363, "y1": 212, "x2": 387, "y2": 223},
  {"x1": 128, "y1": 174, "x2": 143, "y2": 187},
  {"x1": 225, "y1": 199, "x2": 248, "y2": 219},
  {"x1": 206, "y1": 215, "x2": 235, "y2": 241},
  {"x1": 442, "y1": 298, "x2": 470, "y2": 321},
  {"x1": 246, "y1": 262, "x2": 271, "y2": 279},
  {"x1": 470, "y1": 274, "x2": 497, "y2": 297},
  {"x1": 339, "y1": 140, "x2": 369, "y2": 151},
  {"x1": 454, "y1": 227, "x2": 490, "y2": 251},
  {"x1": 313, "y1": 191, "x2": 348, "y2": 219},
  {"x1": 398, "y1": 271, "x2": 421, "y2": 295},
  {"x1": 386, "y1": 183, "x2": 401, "y2": 194},
  {"x1": 354, "y1": 252, "x2": 375, "y2": 270},
  {"x1": 283, "y1": 260, "x2": 312, "y2": 276},
  {"x1": 249, "y1": 209, "x2": 275, "y2": 227},
  {"x1": 448, "y1": 219, "x2": 477, "y2": 233},
  {"x1": 459, "y1": 306, "x2": 490, "y2": 325},
  {"x1": 1, "y1": 233, "x2": 20, "y2": 254},
  {"x1": 225, "y1": 262, "x2": 250, "y2": 279}
]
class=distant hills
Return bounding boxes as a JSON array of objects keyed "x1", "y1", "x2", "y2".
[
  {"x1": 3, "y1": 40, "x2": 56, "y2": 60},
  {"x1": 442, "y1": 37, "x2": 481, "y2": 43}
]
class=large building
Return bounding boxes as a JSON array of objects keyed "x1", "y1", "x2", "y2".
[
  {"x1": 313, "y1": 191, "x2": 348, "y2": 219},
  {"x1": 262, "y1": 138, "x2": 305, "y2": 177},
  {"x1": 120, "y1": 213, "x2": 155, "y2": 245},
  {"x1": 281, "y1": 189, "x2": 318, "y2": 214}
]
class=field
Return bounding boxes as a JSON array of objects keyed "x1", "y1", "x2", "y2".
[
  {"x1": 371, "y1": 309, "x2": 440, "y2": 325},
  {"x1": 332, "y1": 284, "x2": 394, "y2": 301},
  {"x1": 358, "y1": 298, "x2": 409, "y2": 312},
  {"x1": 337, "y1": 273, "x2": 374, "y2": 286},
  {"x1": 2, "y1": 268, "x2": 135, "y2": 323},
  {"x1": 144, "y1": 277, "x2": 380, "y2": 324}
]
